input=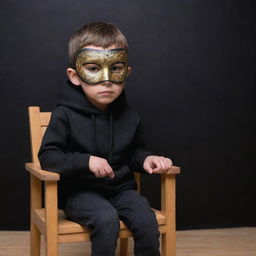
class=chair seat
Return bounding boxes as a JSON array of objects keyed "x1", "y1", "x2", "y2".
[{"x1": 34, "y1": 208, "x2": 166, "y2": 239}]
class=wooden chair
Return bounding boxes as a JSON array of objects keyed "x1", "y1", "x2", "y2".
[{"x1": 25, "y1": 106, "x2": 180, "y2": 256}]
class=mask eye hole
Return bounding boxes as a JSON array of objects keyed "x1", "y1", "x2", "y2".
[
  {"x1": 111, "y1": 62, "x2": 125, "y2": 73},
  {"x1": 83, "y1": 63, "x2": 101, "y2": 73}
]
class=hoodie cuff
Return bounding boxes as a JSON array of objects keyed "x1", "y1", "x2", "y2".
[{"x1": 73, "y1": 152, "x2": 91, "y2": 172}]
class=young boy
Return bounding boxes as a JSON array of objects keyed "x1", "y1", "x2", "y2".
[{"x1": 39, "y1": 22, "x2": 173, "y2": 256}]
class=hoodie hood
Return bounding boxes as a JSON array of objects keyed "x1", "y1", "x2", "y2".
[{"x1": 57, "y1": 80, "x2": 127, "y2": 115}]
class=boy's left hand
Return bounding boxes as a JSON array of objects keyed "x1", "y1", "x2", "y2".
[{"x1": 143, "y1": 155, "x2": 173, "y2": 174}]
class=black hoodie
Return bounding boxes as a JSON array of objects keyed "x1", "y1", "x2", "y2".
[{"x1": 38, "y1": 81, "x2": 152, "y2": 208}]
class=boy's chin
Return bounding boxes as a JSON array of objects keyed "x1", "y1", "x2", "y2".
[{"x1": 98, "y1": 99, "x2": 115, "y2": 105}]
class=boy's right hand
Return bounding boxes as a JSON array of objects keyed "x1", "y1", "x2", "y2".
[{"x1": 89, "y1": 155, "x2": 115, "y2": 178}]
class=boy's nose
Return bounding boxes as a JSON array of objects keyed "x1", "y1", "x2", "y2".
[
  {"x1": 102, "y1": 67, "x2": 110, "y2": 82},
  {"x1": 101, "y1": 80, "x2": 112, "y2": 86}
]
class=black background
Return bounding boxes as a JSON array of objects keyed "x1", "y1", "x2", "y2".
[{"x1": 0, "y1": 0, "x2": 255, "y2": 230}]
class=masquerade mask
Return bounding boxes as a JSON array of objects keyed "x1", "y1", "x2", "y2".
[{"x1": 75, "y1": 48, "x2": 128, "y2": 85}]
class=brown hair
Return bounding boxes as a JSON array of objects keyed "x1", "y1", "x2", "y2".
[{"x1": 68, "y1": 22, "x2": 128, "y2": 67}]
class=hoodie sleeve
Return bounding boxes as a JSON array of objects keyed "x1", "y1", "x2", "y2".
[
  {"x1": 38, "y1": 108, "x2": 90, "y2": 177},
  {"x1": 126, "y1": 120, "x2": 153, "y2": 173}
]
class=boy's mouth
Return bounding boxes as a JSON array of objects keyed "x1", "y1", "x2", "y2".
[{"x1": 98, "y1": 91, "x2": 114, "y2": 95}]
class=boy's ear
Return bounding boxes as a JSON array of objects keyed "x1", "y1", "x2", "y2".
[
  {"x1": 66, "y1": 68, "x2": 81, "y2": 86},
  {"x1": 127, "y1": 66, "x2": 132, "y2": 77}
]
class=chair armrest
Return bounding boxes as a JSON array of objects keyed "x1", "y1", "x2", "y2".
[
  {"x1": 165, "y1": 166, "x2": 180, "y2": 175},
  {"x1": 25, "y1": 163, "x2": 60, "y2": 181}
]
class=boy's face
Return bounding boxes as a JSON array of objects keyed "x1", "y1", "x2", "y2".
[{"x1": 67, "y1": 44, "x2": 131, "y2": 111}]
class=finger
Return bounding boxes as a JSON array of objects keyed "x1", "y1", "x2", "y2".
[
  {"x1": 105, "y1": 165, "x2": 115, "y2": 178},
  {"x1": 145, "y1": 165, "x2": 153, "y2": 174},
  {"x1": 109, "y1": 172, "x2": 115, "y2": 178},
  {"x1": 158, "y1": 157, "x2": 172, "y2": 173},
  {"x1": 98, "y1": 167, "x2": 108, "y2": 177},
  {"x1": 104, "y1": 162, "x2": 114, "y2": 175},
  {"x1": 165, "y1": 158, "x2": 173, "y2": 173},
  {"x1": 162, "y1": 158, "x2": 171, "y2": 172},
  {"x1": 167, "y1": 158, "x2": 173, "y2": 167},
  {"x1": 159, "y1": 157, "x2": 169, "y2": 171},
  {"x1": 95, "y1": 169, "x2": 101, "y2": 178},
  {"x1": 151, "y1": 158, "x2": 163, "y2": 173},
  {"x1": 145, "y1": 167, "x2": 153, "y2": 174},
  {"x1": 156, "y1": 158, "x2": 170, "y2": 174},
  {"x1": 143, "y1": 161, "x2": 153, "y2": 174},
  {"x1": 157, "y1": 158, "x2": 166, "y2": 170}
]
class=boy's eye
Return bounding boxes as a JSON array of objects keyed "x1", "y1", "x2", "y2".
[
  {"x1": 88, "y1": 67, "x2": 99, "y2": 72},
  {"x1": 83, "y1": 64, "x2": 100, "y2": 72},
  {"x1": 111, "y1": 63, "x2": 125, "y2": 72}
]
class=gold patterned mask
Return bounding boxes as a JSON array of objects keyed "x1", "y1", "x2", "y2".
[{"x1": 75, "y1": 48, "x2": 128, "y2": 85}]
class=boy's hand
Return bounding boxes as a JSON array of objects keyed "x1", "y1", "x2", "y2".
[
  {"x1": 89, "y1": 155, "x2": 115, "y2": 178},
  {"x1": 143, "y1": 155, "x2": 173, "y2": 174}
]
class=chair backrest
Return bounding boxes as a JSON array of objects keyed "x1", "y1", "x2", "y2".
[
  {"x1": 28, "y1": 106, "x2": 140, "y2": 190},
  {"x1": 28, "y1": 106, "x2": 51, "y2": 164},
  {"x1": 28, "y1": 106, "x2": 51, "y2": 163}
]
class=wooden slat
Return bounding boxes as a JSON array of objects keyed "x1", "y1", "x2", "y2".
[
  {"x1": 33, "y1": 210, "x2": 45, "y2": 235},
  {"x1": 58, "y1": 232, "x2": 90, "y2": 243},
  {"x1": 28, "y1": 107, "x2": 52, "y2": 163},
  {"x1": 40, "y1": 112, "x2": 51, "y2": 126},
  {"x1": 41, "y1": 126, "x2": 47, "y2": 138},
  {"x1": 28, "y1": 106, "x2": 42, "y2": 164},
  {"x1": 57, "y1": 210, "x2": 91, "y2": 234},
  {"x1": 57, "y1": 225, "x2": 167, "y2": 243}
]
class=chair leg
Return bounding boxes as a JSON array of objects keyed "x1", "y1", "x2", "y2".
[
  {"x1": 161, "y1": 174, "x2": 177, "y2": 256},
  {"x1": 120, "y1": 238, "x2": 129, "y2": 256},
  {"x1": 161, "y1": 232, "x2": 176, "y2": 256},
  {"x1": 30, "y1": 223, "x2": 41, "y2": 256},
  {"x1": 45, "y1": 234, "x2": 58, "y2": 256},
  {"x1": 45, "y1": 181, "x2": 58, "y2": 256}
]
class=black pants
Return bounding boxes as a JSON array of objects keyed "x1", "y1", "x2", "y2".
[{"x1": 64, "y1": 189, "x2": 160, "y2": 256}]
